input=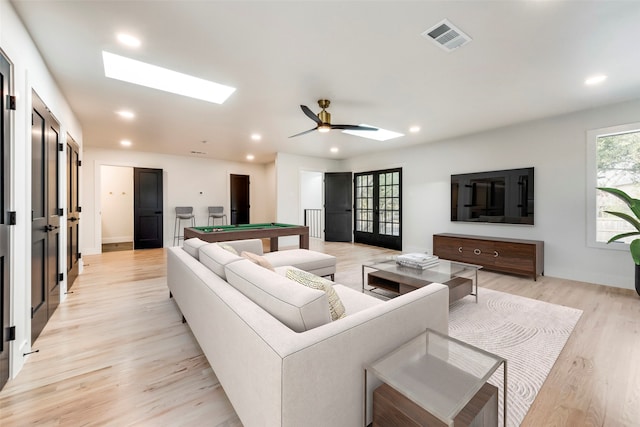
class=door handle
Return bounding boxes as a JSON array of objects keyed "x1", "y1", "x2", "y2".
[
  {"x1": 69, "y1": 217, "x2": 78, "y2": 222},
  {"x1": 45, "y1": 224, "x2": 59, "y2": 231}
]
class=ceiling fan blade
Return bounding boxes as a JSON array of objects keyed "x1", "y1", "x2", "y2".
[
  {"x1": 288, "y1": 127, "x2": 318, "y2": 138},
  {"x1": 301, "y1": 105, "x2": 322, "y2": 125},
  {"x1": 330, "y1": 124, "x2": 378, "y2": 131}
]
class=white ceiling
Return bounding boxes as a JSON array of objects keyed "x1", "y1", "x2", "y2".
[{"x1": 10, "y1": 0, "x2": 640, "y2": 163}]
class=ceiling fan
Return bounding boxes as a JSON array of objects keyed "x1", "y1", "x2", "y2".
[{"x1": 289, "y1": 99, "x2": 377, "y2": 138}]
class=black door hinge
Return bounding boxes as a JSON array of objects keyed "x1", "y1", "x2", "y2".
[
  {"x1": 78, "y1": 252, "x2": 82, "y2": 259},
  {"x1": 58, "y1": 143, "x2": 64, "y2": 152},
  {"x1": 7, "y1": 95, "x2": 16, "y2": 110},
  {"x1": 8, "y1": 211, "x2": 16, "y2": 225},
  {"x1": 78, "y1": 206, "x2": 82, "y2": 213},
  {"x1": 58, "y1": 208, "x2": 64, "y2": 216},
  {"x1": 8, "y1": 326, "x2": 16, "y2": 341},
  {"x1": 31, "y1": 307, "x2": 34, "y2": 319},
  {"x1": 58, "y1": 273, "x2": 64, "y2": 282},
  {"x1": 78, "y1": 160, "x2": 82, "y2": 167}
]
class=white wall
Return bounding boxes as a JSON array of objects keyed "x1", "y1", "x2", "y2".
[
  {"x1": 100, "y1": 166, "x2": 134, "y2": 244},
  {"x1": 82, "y1": 148, "x2": 275, "y2": 254},
  {"x1": 1, "y1": 0, "x2": 83, "y2": 377},
  {"x1": 342, "y1": 99, "x2": 640, "y2": 290}
]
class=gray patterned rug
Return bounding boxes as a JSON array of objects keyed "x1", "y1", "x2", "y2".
[{"x1": 448, "y1": 288, "x2": 582, "y2": 427}]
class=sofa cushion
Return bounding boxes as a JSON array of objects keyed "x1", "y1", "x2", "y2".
[
  {"x1": 199, "y1": 242, "x2": 244, "y2": 279},
  {"x1": 264, "y1": 249, "x2": 336, "y2": 275},
  {"x1": 218, "y1": 242, "x2": 239, "y2": 255},
  {"x1": 183, "y1": 238, "x2": 208, "y2": 260},
  {"x1": 241, "y1": 251, "x2": 275, "y2": 271},
  {"x1": 332, "y1": 284, "x2": 383, "y2": 315},
  {"x1": 225, "y1": 259, "x2": 331, "y2": 332},
  {"x1": 286, "y1": 268, "x2": 346, "y2": 321},
  {"x1": 225, "y1": 239, "x2": 264, "y2": 256}
]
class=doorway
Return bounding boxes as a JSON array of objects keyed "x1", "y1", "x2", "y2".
[
  {"x1": 99, "y1": 166, "x2": 163, "y2": 251},
  {"x1": 31, "y1": 90, "x2": 61, "y2": 344},
  {"x1": 230, "y1": 174, "x2": 250, "y2": 225},
  {"x1": 100, "y1": 165, "x2": 133, "y2": 252}
]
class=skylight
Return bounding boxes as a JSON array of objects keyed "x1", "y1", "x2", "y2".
[
  {"x1": 342, "y1": 125, "x2": 404, "y2": 141},
  {"x1": 102, "y1": 51, "x2": 236, "y2": 104}
]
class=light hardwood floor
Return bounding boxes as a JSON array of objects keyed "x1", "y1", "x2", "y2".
[{"x1": 1, "y1": 241, "x2": 639, "y2": 426}]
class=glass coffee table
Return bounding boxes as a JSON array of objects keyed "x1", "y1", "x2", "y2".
[
  {"x1": 365, "y1": 329, "x2": 507, "y2": 426},
  {"x1": 362, "y1": 256, "x2": 481, "y2": 304}
]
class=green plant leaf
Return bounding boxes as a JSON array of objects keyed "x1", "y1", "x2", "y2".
[
  {"x1": 603, "y1": 210, "x2": 640, "y2": 231},
  {"x1": 598, "y1": 187, "x2": 640, "y2": 218},
  {"x1": 630, "y1": 239, "x2": 640, "y2": 265},
  {"x1": 608, "y1": 231, "x2": 640, "y2": 243}
]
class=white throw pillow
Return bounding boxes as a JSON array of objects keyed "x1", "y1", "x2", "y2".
[{"x1": 286, "y1": 269, "x2": 346, "y2": 321}]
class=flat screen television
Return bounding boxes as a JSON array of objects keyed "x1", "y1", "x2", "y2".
[{"x1": 451, "y1": 167, "x2": 534, "y2": 225}]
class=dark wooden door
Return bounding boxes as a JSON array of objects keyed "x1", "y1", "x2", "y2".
[
  {"x1": 133, "y1": 168, "x2": 163, "y2": 249},
  {"x1": 66, "y1": 136, "x2": 80, "y2": 288},
  {"x1": 324, "y1": 172, "x2": 352, "y2": 242},
  {"x1": 354, "y1": 168, "x2": 402, "y2": 250},
  {"x1": 31, "y1": 91, "x2": 61, "y2": 344},
  {"x1": 0, "y1": 51, "x2": 12, "y2": 390},
  {"x1": 230, "y1": 174, "x2": 250, "y2": 225}
]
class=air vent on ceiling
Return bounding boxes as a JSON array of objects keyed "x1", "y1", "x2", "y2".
[{"x1": 421, "y1": 19, "x2": 472, "y2": 52}]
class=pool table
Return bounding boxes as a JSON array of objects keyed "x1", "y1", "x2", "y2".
[{"x1": 183, "y1": 223, "x2": 309, "y2": 251}]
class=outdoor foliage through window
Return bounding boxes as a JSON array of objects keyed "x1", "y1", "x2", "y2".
[{"x1": 597, "y1": 129, "x2": 640, "y2": 243}]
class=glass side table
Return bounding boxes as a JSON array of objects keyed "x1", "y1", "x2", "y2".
[{"x1": 365, "y1": 329, "x2": 506, "y2": 427}]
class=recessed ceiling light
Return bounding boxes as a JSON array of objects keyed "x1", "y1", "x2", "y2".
[
  {"x1": 246, "y1": 154, "x2": 255, "y2": 161},
  {"x1": 116, "y1": 33, "x2": 141, "y2": 48},
  {"x1": 342, "y1": 125, "x2": 404, "y2": 141},
  {"x1": 330, "y1": 147, "x2": 339, "y2": 153},
  {"x1": 116, "y1": 110, "x2": 135, "y2": 119},
  {"x1": 120, "y1": 139, "x2": 132, "y2": 147},
  {"x1": 585, "y1": 74, "x2": 607, "y2": 86},
  {"x1": 102, "y1": 51, "x2": 236, "y2": 104},
  {"x1": 251, "y1": 133, "x2": 261, "y2": 141},
  {"x1": 409, "y1": 126, "x2": 421, "y2": 133}
]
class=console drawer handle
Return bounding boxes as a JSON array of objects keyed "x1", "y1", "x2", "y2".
[
  {"x1": 458, "y1": 247, "x2": 463, "y2": 253},
  {"x1": 494, "y1": 251, "x2": 499, "y2": 258},
  {"x1": 473, "y1": 248, "x2": 481, "y2": 255}
]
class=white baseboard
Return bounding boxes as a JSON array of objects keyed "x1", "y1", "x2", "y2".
[{"x1": 102, "y1": 236, "x2": 133, "y2": 244}]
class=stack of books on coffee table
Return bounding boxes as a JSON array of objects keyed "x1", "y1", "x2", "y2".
[{"x1": 396, "y1": 253, "x2": 439, "y2": 269}]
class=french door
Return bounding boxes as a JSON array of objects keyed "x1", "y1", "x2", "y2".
[
  {"x1": 66, "y1": 136, "x2": 80, "y2": 288},
  {"x1": 31, "y1": 91, "x2": 61, "y2": 344},
  {"x1": 0, "y1": 51, "x2": 13, "y2": 390},
  {"x1": 354, "y1": 168, "x2": 402, "y2": 250}
]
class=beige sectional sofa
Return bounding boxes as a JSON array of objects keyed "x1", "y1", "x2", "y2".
[{"x1": 167, "y1": 238, "x2": 449, "y2": 427}]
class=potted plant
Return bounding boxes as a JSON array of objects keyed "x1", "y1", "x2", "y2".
[{"x1": 598, "y1": 187, "x2": 640, "y2": 295}]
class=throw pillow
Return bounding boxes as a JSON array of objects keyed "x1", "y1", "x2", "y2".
[
  {"x1": 286, "y1": 269, "x2": 346, "y2": 321},
  {"x1": 217, "y1": 242, "x2": 238, "y2": 255},
  {"x1": 240, "y1": 251, "x2": 275, "y2": 271}
]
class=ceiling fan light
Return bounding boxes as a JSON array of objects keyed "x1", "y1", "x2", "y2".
[{"x1": 318, "y1": 125, "x2": 331, "y2": 133}]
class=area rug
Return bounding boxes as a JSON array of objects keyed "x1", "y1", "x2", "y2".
[
  {"x1": 448, "y1": 288, "x2": 582, "y2": 427},
  {"x1": 334, "y1": 270, "x2": 583, "y2": 425}
]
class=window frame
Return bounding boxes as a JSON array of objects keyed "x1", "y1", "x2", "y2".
[{"x1": 586, "y1": 121, "x2": 640, "y2": 251}]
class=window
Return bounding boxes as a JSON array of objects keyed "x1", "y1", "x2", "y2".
[{"x1": 587, "y1": 123, "x2": 640, "y2": 248}]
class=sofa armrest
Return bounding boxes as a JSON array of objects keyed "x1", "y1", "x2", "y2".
[{"x1": 277, "y1": 283, "x2": 449, "y2": 426}]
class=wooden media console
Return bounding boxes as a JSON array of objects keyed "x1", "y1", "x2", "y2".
[{"x1": 433, "y1": 233, "x2": 544, "y2": 280}]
